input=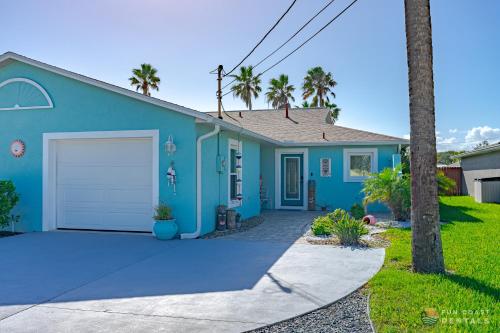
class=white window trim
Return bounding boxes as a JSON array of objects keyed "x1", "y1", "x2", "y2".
[
  {"x1": 275, "y1": 148, "x2": 309, "y2": 210},
  {"x1": 42, "y1": 130, "x2": 159, "y2": 231},
  {"x1": 343, "y1": 148, "x2": 378, "y2": 182},
  {"x1": 0, "y1": 78, "x2": 54, "y2": 110},
  {"x1": 320, "y1": 158, "x2": 332, "y2": 177},
  {"x1": 228, "y1": 138, "x2": 242, "y2": 208}
]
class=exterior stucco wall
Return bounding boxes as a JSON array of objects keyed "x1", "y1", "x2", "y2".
[
  {"x1": 198, "y1": 126, "x2": 261, "y2": 235},
  {"x1": 460, "y1": 150, "x2": 500, "y2": 196},
  {"x1": 308, "y1": 145, "x2": 397, "y2": 212},
  {"x1": 260, "y1": 145, "x2": 399, "y2": 212},
  {"x1": 260, "y1": 144, "x2": 276, "y2": 209},
  {"x1": 0, "y1": 60, "x2": 198, "y2": 233}
]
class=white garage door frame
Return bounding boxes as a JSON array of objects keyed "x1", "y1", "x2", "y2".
[{"x1": 42, "y1": 130, "x2": 159, "y2": 231}]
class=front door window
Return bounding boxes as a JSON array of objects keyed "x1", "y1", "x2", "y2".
[{"x1": 281, "y1": 153, "x2": 304, "y2": 207}]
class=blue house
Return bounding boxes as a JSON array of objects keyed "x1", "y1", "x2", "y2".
[{"x1": 0, "y1": 52, "x2": 408, "y2": 237}]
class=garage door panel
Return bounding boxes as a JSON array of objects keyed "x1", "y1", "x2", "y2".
[
  {"x1": 57, "y1": 166, "x2": 151, "y2": 186},
  {"x1": 57, "y1": 139, "x2": 152, "y2": 163},
  {"x1": 56, "y1": 138, "x2": 154, "y2": 232}
]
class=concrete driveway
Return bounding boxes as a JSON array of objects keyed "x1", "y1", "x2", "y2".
[{"x1": 0, "y1": 213, "x2": 384, "y2": 333}]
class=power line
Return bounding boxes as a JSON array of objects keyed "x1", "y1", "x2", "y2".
[
  {"x1": 223, "y1": 0, "x2": 298, "y2": 77},
  {"x1": 259, "y1": 0, "x2": 359, "y2": 76},
  {"x1": 221, "y1": 0, "x2": 359, "y2": 105},
  {"x1": 255, "y1": 0, "x2": 338, "y2": 69},
  {"x1": 221, "y1": 0, "x2": 337, "y2": 91}
]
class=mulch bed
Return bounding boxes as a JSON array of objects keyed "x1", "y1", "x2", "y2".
[
  {"x1": 247, "y1": 288, "x2": 373, "y2": 333},
  {"x1": 202, "y1": 215, "x2": 264, "y2": 239}
]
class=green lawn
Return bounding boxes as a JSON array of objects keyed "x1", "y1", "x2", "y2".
[{"x1": 369, "y1": 196, "x2": 499, "y2": 332}]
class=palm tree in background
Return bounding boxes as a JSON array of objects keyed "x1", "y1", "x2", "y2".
[
  {"x1": 230, "y1": 66, "x2": 262, "y2": 110},
  {"x1": 295, "y1": 100, "x2": 311, "y2": 108},
  {"x1": 129, "y1": 64, "x2": 160, "y2": 96},
  {"x1": 302, "y1": 66, "x2": 337, "y2": 107},
  {"x1": 405, "y1": 0, "x2": 444, "y2": 273},
  {"x1": 324, "y1": 101, "x2": 341, "y2": 124},
  {"x1": 266, "y1": 74, "x2": 295, "y2": 110}
]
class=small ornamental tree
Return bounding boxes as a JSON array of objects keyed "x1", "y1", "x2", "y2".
[
  {"x1": 362, "y1": 166, "x2": 411, "y2": 221},
  {"x1": 0, "y1": 180, "x2": 20, "y2": 228}
]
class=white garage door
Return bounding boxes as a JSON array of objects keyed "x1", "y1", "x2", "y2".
[{"x1": 56, "y1": 138, "x2": 153, "y2": 232}]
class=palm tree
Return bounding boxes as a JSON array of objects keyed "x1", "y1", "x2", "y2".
[
  {"x1": 129, "y1": 64, "x2": 160, "y2": 96},
  {"x1": 302, "y1": 67, "x2": 337, "y2": 107},
  {"x1": 230, "y1": 66, "x2": 262, "y2": 110},
  {"x1": 405, "y1": 0, "x2": 444, "y2": 273},
  {"x1": 324, "y1": 101, "x2": 341, "y2": 124},
  {"x1": 265, "y1": 74, "x2": 295, "y2": 110},
  {"x1": 294, "y1": 101, "x2": 310, "y2": 108}
]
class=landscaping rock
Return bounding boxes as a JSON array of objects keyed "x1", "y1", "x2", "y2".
[{"x1": 248, "y1": 288, "x2": 373, "y2": 333}]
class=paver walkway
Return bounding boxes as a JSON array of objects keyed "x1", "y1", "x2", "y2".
[
  {"x1": 0, "y1": 211, "x2": 384, "y2": 333},
  {"x1": 224, "y1": 210, "x2": 321, "y2": 243}
]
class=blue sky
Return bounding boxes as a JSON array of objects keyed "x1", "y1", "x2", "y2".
[{"x1": 2, "y1": 0, "x2": 499, "y2": 151}]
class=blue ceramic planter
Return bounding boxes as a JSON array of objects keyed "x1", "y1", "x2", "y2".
[{"x1": 153, "y1": 219, "x2": 178, "y2": 240}]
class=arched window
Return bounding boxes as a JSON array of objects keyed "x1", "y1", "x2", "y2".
[{"x1": 0, "y1": 78, "x2": 53, "y2": 110}]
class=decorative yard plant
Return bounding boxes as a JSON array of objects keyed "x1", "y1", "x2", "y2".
[
  {"x1": 362, "y1": 166, "x2": 411, "y2": 221},
  {"x1": 0, "y1": 180, "x2": 20, "y2": 229},
  {"x1": 331, "y1": 213, "x2": 368, "y2": 246},
  {"x1": 350, "y1": 203, "x2": 365, "y2": 220},
  {"x1": 312, "y1": 208, "x2": 368, "y2": 245},
  {"x1": 311, "y1": 216, "x2": 333, "y2": 235},
  {"x1": 363, "y1": 166, "x2": 456, "y2": 220},
  {"x1": 153, "y1": 203, "x2": 177, "y2": 240},
  {"x1": 153, "y1": 203, "x2": 173, "y2": 220}
]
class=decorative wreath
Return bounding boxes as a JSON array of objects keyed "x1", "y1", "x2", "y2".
[{"x1": 10, "y1": 140, "x2": 26, "y2": 158}]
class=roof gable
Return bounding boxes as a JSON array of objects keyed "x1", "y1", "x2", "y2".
[{"x1": 0, "y1": 52, "x2": 211, "y2": 121}]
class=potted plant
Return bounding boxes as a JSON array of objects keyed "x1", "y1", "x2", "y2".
[{"x1": 153, "y1": 203, "x2": 178, "y2": 240}]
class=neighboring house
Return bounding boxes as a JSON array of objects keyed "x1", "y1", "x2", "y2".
[
  {"x1": 0, "y1": 52, "x2": 408, "y2": 235},
  {"x1": 454, "y1": 143, "x2": 500, "y2": 201}
]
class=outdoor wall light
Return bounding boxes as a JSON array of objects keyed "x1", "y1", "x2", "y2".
[{"x1": 164, "y1": 135, "x2": 176, "y2": 155}]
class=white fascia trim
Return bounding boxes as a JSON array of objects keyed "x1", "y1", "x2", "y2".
[
  {"x1": 42, "y1": 129, "x2": 159, "y2": 231},
  {"x1": 283, "y1": 140, "x2": 409, "y2": 146},
  {"x1": 0, "y1": 78, "x2": 54, "y2": 110},
  {"x1": 343, "y1": 148, "x2": 378, "y2": 183},
  {"x1": 181, "y1": 124, "x2": 220, "y2": 239},
  {"x1": 0, "y1": 52, "x2": 212, "y2": 122},
  {"x1": 275, "y1": 148, "x2": 309, "y2": 210}
]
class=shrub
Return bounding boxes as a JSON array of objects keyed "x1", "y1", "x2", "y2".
[
  {"x1": 326, "y1": 208, "x2": 348, "y2": 223},
  {"x1": 437, "y1": 170, "x2": 456, "y2": 195},
  {"x1": 153, "y1": 203, "x2": 173, "y2": 220},
  {"x1": 311, "y1": 216, "x2": 333, "y2": 236},
  {"x1": 363, "y1": 166, "x2": 411, "y2": 221},
  {"x1": 0, "y1": 180, "x2": 20, "y2": 228},
  {"x1": 331, "y1": 215, "x2": 368, "y2": 245},
  {"x1": 350, "y1": 203, "x2": 365, "y2": 220}
]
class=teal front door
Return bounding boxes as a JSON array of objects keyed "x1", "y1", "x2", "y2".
[{"x1": 281, "y1": 153, "x2": 304, "y2": 207}]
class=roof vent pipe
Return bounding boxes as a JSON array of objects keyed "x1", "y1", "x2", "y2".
[{"x1": 285, "y1": 104, "x2": 289, "y2": 118}]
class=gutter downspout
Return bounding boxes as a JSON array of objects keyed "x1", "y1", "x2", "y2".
[{"x1": 181, "y1": 124, "x2": 220, "y2": 239}]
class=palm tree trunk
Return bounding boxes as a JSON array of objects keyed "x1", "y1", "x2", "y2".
[{"x1": 405, "y1": 0, "x2": 444, "y2": 273}]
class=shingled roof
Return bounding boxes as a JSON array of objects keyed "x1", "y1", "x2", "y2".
[{"x1": 207, "y1": 108, "x2": 408, "y2": 145}]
